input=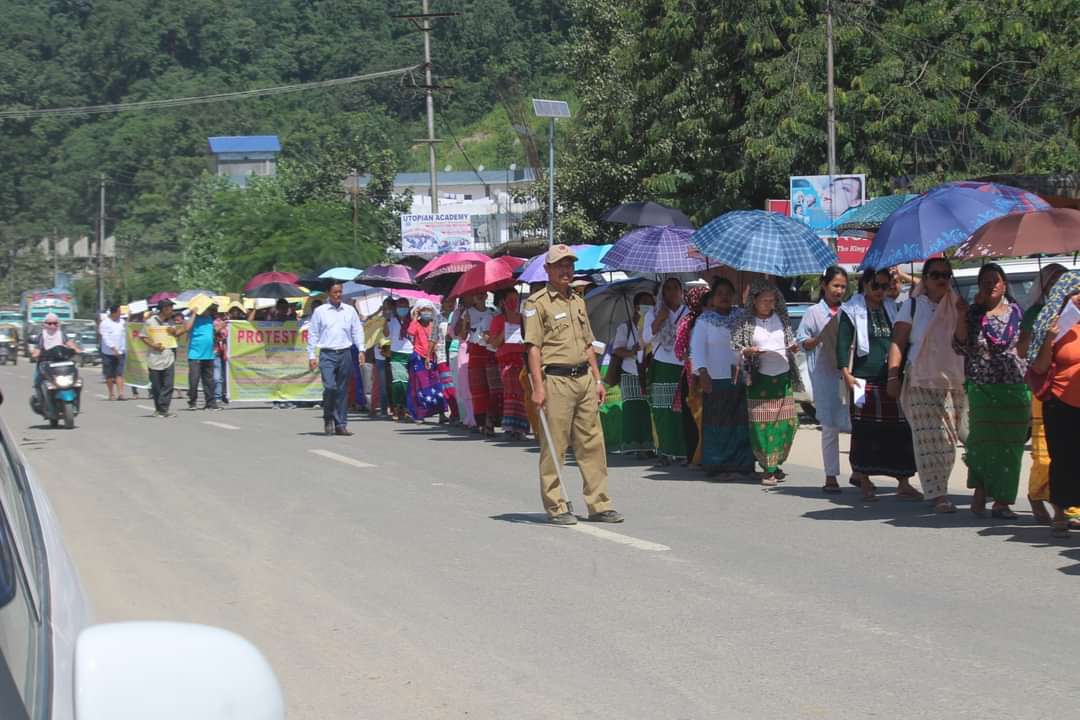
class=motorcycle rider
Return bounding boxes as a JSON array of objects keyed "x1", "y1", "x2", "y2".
[{"x1": 31, "y1": 312, "x2": 81, "y2": 405}]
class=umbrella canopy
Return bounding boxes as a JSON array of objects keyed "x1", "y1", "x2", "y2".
[
  {"x1": 955, "y1": 208, "x2": 1080, "y2": 259},
  {"x1": 357, "y1": 264, "x2": 418, "y2": 289},
  {"x1": 601, "y1": 201, "x2": 694, "y2": 228},
  {"x1": 584, "y1": 277, "x2": 657, "y2": 346},
  {"x1": 518, "y1": 244, "x2": 613, "y2": 283},
  {"x1": 691, "y1": 210, "x2": 837, "y2": 276},
  {"x1": 449, "y1": 256, "x2": 524, "y2": 299},
  {"x1": 946, "y1": 180, "x2": 1050, "y2": 213},
  {"x1": 243, "y1": 271, "x2": 298, "y2": 292},
  {"x1": 416, "y1": 252, "x2": 491, "y2": 279},
  {"x1": 834, "y1": 194, "x2": 917, "y2": 233},
  {"x1": 245, "y1": 282, "x2": 306, "y2": 299},
  {"x1": 176, "y1": 289, "x2": 219, "y2": 302},
  {"x1": 602, "y1": 225, "x2": 706, "y2": 273},
  {"x1": 319, "y1": 266, "x2": 365, "y2": 281},
  {"x1": 148, "y1": 291, "x2": 177, "y2": 305},
  {"x1": 341, "y1": 281, "x2": 381, "y2": 300},
  {"x1": 295, "y1": 271, "x2": 335, "y2": 292},
  {"x1": 859, "y1": 185, "x2": 1029, "y2": 270}
]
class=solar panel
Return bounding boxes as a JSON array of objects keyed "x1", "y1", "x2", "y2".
[{"x1": 532, "y1": 99, "x2": 571, "y2": 118}]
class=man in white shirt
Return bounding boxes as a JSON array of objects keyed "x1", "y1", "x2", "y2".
[
  {"x1": 307, "y1": 282, "x2": 366, "y2": 436},
  {"x1": 99, "y1": 304, "x2": 127, "y2": 401}
]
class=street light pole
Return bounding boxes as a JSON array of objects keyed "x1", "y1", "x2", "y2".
[
  {"x1": 97, "y1": 174, "x2": 105, "y2": 313},
  {"x1": 547, "y1": 118, "x2": 555, "y2": 247},
  {"x1": 422, "y1": 0, "x2": 439, "y2": 214},
  {"x1": 826, "y1": 0, "x2": 837, "y2": 183}
]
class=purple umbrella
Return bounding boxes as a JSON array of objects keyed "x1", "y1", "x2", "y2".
[
  {"x1": 356, "y1": 264, "x2": 417, "y2": 289},
  {"x1": 601, "y1": 226, "x2": 706, "y2": 273},
  {"x1": 518, "y1": 244, "x2": 612, "y2": 283}
]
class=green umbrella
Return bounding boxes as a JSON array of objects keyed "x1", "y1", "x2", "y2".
[{"x1": 834, "y1": 194, "x2": 917, "y2": 234}]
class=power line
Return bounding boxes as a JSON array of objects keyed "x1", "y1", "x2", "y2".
[{"x1": 0, "y1": 65, "x2": 422, "y2": 120}]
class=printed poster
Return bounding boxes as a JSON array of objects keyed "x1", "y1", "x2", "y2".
[
  {"x1": 124, "y1": 322, "x2": 189, "y2": 389},
  {"x1": 226, "y1": 321, "x2": 323, "y2": 402},
  {"x1": 789, "y1": 174, "x2": 867, "y2": 235},
  {"x1": 400, "y1": 213, "x2": 474, "y2": 254}
]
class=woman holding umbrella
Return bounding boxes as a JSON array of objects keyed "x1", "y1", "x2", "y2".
[
  {"x1": 953, "y1": 263, "x2": 1030, "y2": 519},
  {"x1": 731, "y1": 281, "x2": 803, "y2": 485},
  {"x1": 610, "y1": 291, "x2": 656, "y2": 456},
  {"x1": 642, "y1": 278, "x2": 688, "y2": 463},
  {"x1": 486, "y1": 288, "x2": 529, "y2": 440},
  {"x1": 1027, "y1": 271, "x2": 1080, "y2": 537},
  {"x1": 887, "y1": 258, "x2": 967, "y2": 514},
  {"x1": 457, "y1": 293, "x2": 495, "y2": 435}
]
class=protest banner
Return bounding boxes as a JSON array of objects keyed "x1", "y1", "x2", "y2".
[
  {"x1": 226, "y1": 321, "x2": 322, "y2": 402},
  {"x1": 124, "y1": 322, "x2": 189, "y2": 389}
]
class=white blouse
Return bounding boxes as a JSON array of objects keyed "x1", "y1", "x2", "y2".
[
  {"x1": 752, "y1": 314, "x2": 789, "y2": 376},
  {"x1": 690, "y1": 319, "x2": 736, "y2": 380}
]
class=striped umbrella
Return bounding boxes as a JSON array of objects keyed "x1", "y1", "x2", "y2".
[
  {"x1": 602, "y1": 226, "x2": 705, "y2": 273},
  {"x1": 691, "y1": 210, "x2": 837, "y2": 276}
]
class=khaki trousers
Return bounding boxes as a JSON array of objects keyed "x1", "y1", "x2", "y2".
[{"x1": 537, "y1": 374, "x2": 612, "y2": 516}]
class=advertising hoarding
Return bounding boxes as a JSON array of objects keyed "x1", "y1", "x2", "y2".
[
  {"x1": 789, "y1": 174, "x2": 866, "y2": 235},
  {"x1": 400, "y1": 213, "x2": 474, "y2": 254}
]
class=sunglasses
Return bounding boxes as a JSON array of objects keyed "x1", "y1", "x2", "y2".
[
  {"x1": 926, "y1": 270, "x2": 953, "y2": 281},
  {"x1": 868, "y1": 281, "x2": 889, "y2": 291}
]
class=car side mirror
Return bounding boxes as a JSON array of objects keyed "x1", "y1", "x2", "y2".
[{"x1": 75, "y1": 622, "x2": 285, "y2": 720}]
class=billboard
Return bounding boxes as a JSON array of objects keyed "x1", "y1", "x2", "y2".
[
  {"x1": 400, "y1": 213, "x2": 474, "y2": 254},
  {"x1": 836, "y1": 235, "x2": 872, "y2": 267},
  {"x1": 789, "y1": 174, "x2": 866, "y2": 235}
]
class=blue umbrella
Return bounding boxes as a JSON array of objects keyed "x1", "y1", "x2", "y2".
[
  {"x1": 691, "y1": 210, "x2": 837, "y2": 276},
  {"x1": 518, "y1": 244, "x2": 613, "y2": 283},
  {"x1": 859, "y1": 185, "x2": 1023, "y2": 270},
  {"x1": 319, "y1": 266, "x2": 365, "y2": 281},
  {"x1": 602, "y1": 226, "x2": 706, "y2": 273}
]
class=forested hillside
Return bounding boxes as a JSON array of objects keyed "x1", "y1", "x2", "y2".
[{"x1": 1, "y1": 0, "x2": 1077, "y2": 301}]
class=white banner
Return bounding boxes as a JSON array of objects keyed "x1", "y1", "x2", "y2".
[{"x1": 400, "y1": 213, "x2": 474, "y2": 254}]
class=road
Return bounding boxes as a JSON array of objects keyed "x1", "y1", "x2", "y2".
[{"x1": 1, "y1": 364, "x2": 1076, "y2": 719}]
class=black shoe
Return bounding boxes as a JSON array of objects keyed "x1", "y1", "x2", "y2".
[
  {"x1": 335, "y1": 427, "x2": 354, "y2": 436},
  {"x1": 548, "y1": 512, "x2": 578, "y2": 526},
  {"x1": 588, "y1": 510, "x2": 625, "y2": 523},
  {"x1": 187, "y1": 403, "x2": 197, "y2": 411},
  {"x1": 324, "y1": 421, "x2": 335, "y2": 436}
]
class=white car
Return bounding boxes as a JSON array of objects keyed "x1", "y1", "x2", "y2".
[
  {"x1": 952, "y1": 254, "x2": 1080, "y2": 310},
  {"x1": 0, "y1": 390, "x2": 286, "y2": 720}
]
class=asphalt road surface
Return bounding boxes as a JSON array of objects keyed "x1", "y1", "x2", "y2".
[{"x1": 1, "y1": 364, "x2": 1076, "y2": 719}]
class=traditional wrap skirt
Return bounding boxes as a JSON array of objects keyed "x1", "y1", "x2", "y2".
[
  {"x1": 649, "y1": 360, "x2": 686, "y2": 458},
  {"x1": 390, "y1": 351, "x2": 410, "y2": 407},
  {"x1": 963, "y1": 381, "x2": 1031, "y2": 504},
  {"x1": 499, "y1": 353, "x2": 529, "y2": 433},
  {"x1": 406, "y1": 353, "x2": 448, "y2": 421},
  {"x1": 1028, "y1": 396, "x2": 1050, "y2": 502},
  {"x1": 702, "y1": 379, "x2": 754, "y2": 474},
  {"x1": 849, "y1": 380, "x2": 917, "y2": 478},
  {"x1": 437, "y1": 360, "x2": 458, "y2": 420},
  {"x1": 900, "y1": 383, "x2": 964, "y2": 500},
  {"x1": 467, "y1": 342, "x2": 491, "y2": 417},
  {"x1": 747, "y1": 371, "x2": 797, "y2": 473},
  {"x1": 619, "y1": 372, "x2": 654, "y2": 453}
]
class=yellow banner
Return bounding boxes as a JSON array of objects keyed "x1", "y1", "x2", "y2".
[
  {"x1": 226, "y1": 321, "x2": 323, "y2": 402},
  {"x1": 124, "y1": 322, "x2": 189, "y2": 388}
]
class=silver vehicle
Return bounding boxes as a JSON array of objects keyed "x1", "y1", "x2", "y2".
[
  {"x1": 0, "y1": 391, "x2": 286, "y2": 719},
  {"x1": 785, "y1": 302, "x2": 816, "y2": 417},
  {"x1": 952, "y1": 254, "x2": 1080, "y2": 310}
]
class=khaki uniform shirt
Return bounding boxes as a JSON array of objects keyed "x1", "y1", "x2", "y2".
[{"x1": 523, "y1": 285, "x2": 595, "y2": 367}]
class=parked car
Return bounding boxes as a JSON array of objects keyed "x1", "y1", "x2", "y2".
[{"x1": 0, "y1": 393, "x2": 286, "y2": 720}]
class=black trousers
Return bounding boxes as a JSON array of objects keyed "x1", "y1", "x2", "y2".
[
  {"x1": 1044, "y1": 394, "x2": 1080, "y2": 509},
  {"x1": 188, "y1": 358, "x2": 216, "y2": 408},
  {"x1": 149, "y1": 365, "x2": 175, "y2": 414}
]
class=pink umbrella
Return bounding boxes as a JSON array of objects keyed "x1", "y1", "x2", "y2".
[
  {"x1": 449, "y1": 256, "x2": 525, "y2": 299},
  {"x1": 392, "y1": 289, "x2": 444, "y2": 304},
  {"x1": 148, "y1": 291, "x2": 177, "y2": 305},
  {"x1": 416, "y1": 252, "x2": 491, "y2": 279},
  {"x1": 243, "y1": 271, "x2": 299, "y2": 292}
]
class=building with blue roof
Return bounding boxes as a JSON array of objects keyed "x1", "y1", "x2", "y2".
[{"x1": 208, "y1": 135, "x2": 281, "y2": 187}]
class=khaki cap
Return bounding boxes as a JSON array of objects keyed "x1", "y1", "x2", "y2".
[{"x1": 545, "y1": 244, "x2": 578, "y2": 265}]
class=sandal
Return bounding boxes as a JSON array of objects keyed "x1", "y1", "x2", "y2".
[
  {"x1": 895, "y1": 487, "x2": 923, "y2": 501},
  {"x1": 822, "y1": 479, "x2": 843, "y2": 495},
  {"x1": 1051, "y1": 521, "x2": 1070, "y2": 538},
  {"x1": 934, "y1": 500, "x2": 957, "y2": 514},
  {"x1": 990, "y1": 507, "x2": 1018, "y2": 520},
  {"x1": 760, "y1": 476, "x2": 779, "y2": 487},
  {"x1": 774, "y1": 469, "x2": 787, "y2": 480}
]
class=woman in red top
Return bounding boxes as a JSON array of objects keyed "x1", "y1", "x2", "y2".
[
  {"x1": 1029, "y1": 271, "x2": 1080, "y2": 538},
  {"x1": 405, "y1": 300, "x2": 448, "y2": 422},
  {"x1": 486, "y1": 288, "x2": 529, "y2": 440}
]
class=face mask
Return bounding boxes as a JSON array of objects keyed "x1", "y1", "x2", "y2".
[
  {"x1": 638, "y1": 304, "x2": 654, "y2": 312},
  {"x1": 396, "y1": 307, "x2": 410, "y2": 318}
]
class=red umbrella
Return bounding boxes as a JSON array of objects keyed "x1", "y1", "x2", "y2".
[
  {"x1": 416, "y1": 252, "x2": 491, "y2": 279},
  {"x1": 449, "y1": 256, "x2": 526, "y2": 299},
  {"x1": 148, "y1": 291, "x2": 177, "y2": 305},
  {"x1": 244, "y1": 271, "x2": 299, "y2": 292},
  {"x1": 955, "y1": 208, "x2": 1080, "y2": 259}
]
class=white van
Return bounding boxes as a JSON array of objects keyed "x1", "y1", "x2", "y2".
[{"x1": 952, "y1": 254, "x2": 1080, "y2": 309}]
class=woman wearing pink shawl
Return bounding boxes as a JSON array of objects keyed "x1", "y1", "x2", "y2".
[{"x1": 887, "y1": 258, "x2": 968, "y2": 514}]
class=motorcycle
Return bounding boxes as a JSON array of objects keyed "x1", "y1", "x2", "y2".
[{"x1": 31, "y1": 346, "x2": 83, "y2": 429}]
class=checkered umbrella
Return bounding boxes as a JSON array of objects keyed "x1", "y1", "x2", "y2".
[
  {"x1": 834, "y1": 194, "x2": 917, "y2": 234},
  {"x1": 691, "y1": 210, "x2": 836, "y2": 276},
  {"x1": 601, "y1": 226, "x2": 706, "y2": 273}
]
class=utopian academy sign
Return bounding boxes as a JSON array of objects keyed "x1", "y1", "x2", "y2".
[{"x1": 400, "y1": 213, "x2": 475, "y2": 254}]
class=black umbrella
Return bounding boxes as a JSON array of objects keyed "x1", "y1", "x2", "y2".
[
  {"x1": 245, "y1": 282, "x2": 306, "y2": 299},
  {"x1": 296, "y1": 271, "x2": 335, "y2": 292},
  {"x1": 601, "y1": 201, "x2": 694, "y2": 228}
]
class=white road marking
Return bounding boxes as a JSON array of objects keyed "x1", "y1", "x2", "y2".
[
  {"x1": 307, "y1": 449, "x2": 376, "y2": 469},
  {"x1": 96, "y1": 394, "x2": 109, "y2": 400},
  {"x1": 202, "y1": 421, "x2": 240, "y2": 431},
  {"x1": 568, "y1": 524, "x2": 670, "y2": 552},
  {"x1": 137, "y1": 404, "x2": 155, "y2": 411}
]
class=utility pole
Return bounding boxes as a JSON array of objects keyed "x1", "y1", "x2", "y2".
[
  {"x1": 547, "y1": 119, "x2": 555, "y2": 247},
  {"x1": 825, "y1": 0, "x2": 837, "y2": 185},
  {"x1": 351, "y1": 167, "x2": 359, "y2": 251},
  {"x1": 97, "y1": 174, "x2": 105, "y2": 313},
  {"x1": 396, "y1": 2, "x2": 459, "y2": 217}
]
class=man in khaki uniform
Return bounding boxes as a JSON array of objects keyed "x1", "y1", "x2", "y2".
[{"x1": 524, "y1": 244, "x2": 623, "y2": 526}]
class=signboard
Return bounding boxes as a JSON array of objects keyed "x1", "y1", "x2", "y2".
[
  {"x1": 789, "y1": 174, "x2": 866, "y2": 235},
  {"x1": 836, "y1": 235, "x2": 873, "y2": 267},
  {"x1": 400, "y1": 213, "x2": 474, "y2": 254},
  {"x1": 225, "y1": 321, "x2": 322, "y2": 402},
  {"x1": 124, "y1": 322, "x2": 189, "y2": 389},
  {"x1": 765, "y1": 199, "x2": 791, "y2": 216}
]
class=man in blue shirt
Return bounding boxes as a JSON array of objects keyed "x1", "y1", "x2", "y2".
[
  {"x1": 184, "y1": 302, "x2": 220, "y2": 410},
  {"x1": 307, "y1": 282, "x2": 366, "y2": 436}
]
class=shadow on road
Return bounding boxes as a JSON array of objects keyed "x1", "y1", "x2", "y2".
[{"x1": 489, "y1": 512, "x2": 553, "y2": 525}]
